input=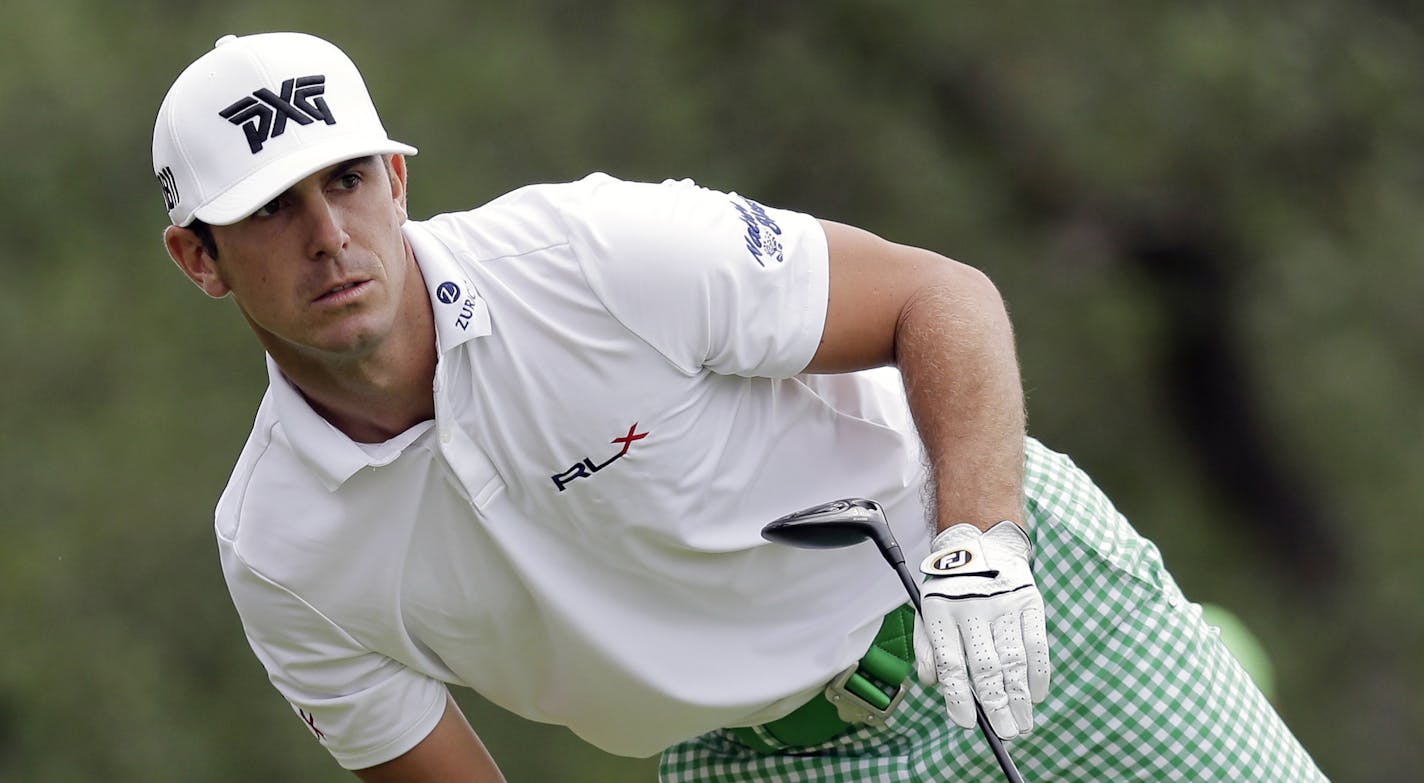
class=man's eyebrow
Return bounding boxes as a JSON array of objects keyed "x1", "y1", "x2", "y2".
[
  {"x1": 329, "y1": 156, "x2": 379, "y2": 179},
  {"x1": 246, "y1": 157, "x2": 379, "y2": 216}
]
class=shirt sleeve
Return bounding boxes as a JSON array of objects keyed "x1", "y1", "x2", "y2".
[
  {"x1": 220, "y1": 541, "x2": 448, "y2": 771},
  {"x1": 557, "y1": 174, "x2": 830, "y2": 378}
]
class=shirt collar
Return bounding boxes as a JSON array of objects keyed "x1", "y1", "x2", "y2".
[
  {"x1": 405, "y1": 219, "x2": 491, "y2": 353},
  {"x1": 265, "y1": 354, "x2": 378, "y2": 490},
  {"x1": 264, "y1": 221, "x2": 490, "y2": 490}
]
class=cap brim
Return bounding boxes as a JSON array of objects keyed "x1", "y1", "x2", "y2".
[{"x1": 189, "y1": 135, "x2": 418, "y2": 226}]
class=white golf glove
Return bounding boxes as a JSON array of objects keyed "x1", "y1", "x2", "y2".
[{"x1": 913, "y1": 520, "x2": 1051, "y2": 739}]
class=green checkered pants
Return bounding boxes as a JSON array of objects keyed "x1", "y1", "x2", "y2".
[{"x1": 660, "y1": 438, "x2": 1328, "y2": 782}]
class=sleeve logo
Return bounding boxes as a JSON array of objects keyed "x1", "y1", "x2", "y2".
[
  {"x1": 730, "y1": 196, "x2": 784, "y2": 267},
  {"x1": 297, "y1": 708, "x2": 327, "y2": 741}
]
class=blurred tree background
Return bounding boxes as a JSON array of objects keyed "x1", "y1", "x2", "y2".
[{"x1": 2, "y1": 0, "x2": 1420, "y2": 780}]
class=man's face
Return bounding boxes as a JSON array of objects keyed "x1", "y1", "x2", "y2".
[{"x1": 168, "y1": 155, "x2": 413, "y2": 361}]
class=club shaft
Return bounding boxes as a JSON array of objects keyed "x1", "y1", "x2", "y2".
[
  {"x1": 977, "y1": 708, "x2": 1026, "y2": 783},
  {"x1": 880, "y1": 550, "x2": 1027, "y2": 783}
]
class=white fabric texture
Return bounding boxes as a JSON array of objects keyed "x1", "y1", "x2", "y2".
[{"x1": 215, "y1": 174, "x2": 931, "y2": 767}]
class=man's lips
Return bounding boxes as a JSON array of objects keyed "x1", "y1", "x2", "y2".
[{"x1": 312, "y1": 279, "x2": 371, "y2": 304}]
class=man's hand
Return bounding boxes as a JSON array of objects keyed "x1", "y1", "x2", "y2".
[{"x1": 912, "y1": 521, "x2": 1050, "y2": 739}]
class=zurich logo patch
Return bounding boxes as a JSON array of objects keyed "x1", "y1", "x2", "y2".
[{"x1": 436, "y1": 281, "x2": 461, "y2": 304}]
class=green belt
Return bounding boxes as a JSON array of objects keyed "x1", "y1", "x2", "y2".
[{"x1": 729, "y1": 603, "x2": 916, "y2": 754}]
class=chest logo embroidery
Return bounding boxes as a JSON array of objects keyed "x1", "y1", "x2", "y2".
[{"x1": 551, "y1": 423, "x2": 649, "y2": 492}]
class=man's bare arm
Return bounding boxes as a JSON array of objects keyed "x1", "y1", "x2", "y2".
[
  {"x1": 807, "y1": 220, "x2": 1025, "y2": 532},
  {"x1": 354, "y1": 695, "x2": 507, "y2": 783}
]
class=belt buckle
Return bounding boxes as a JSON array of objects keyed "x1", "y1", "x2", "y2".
[{"x1": 823, "y1": 663, "x2": 908, "y2": 725}]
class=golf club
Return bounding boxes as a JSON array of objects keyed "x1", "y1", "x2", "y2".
[{"x1": 762, "y1": 498, "x2": 1027, "y2": 783}]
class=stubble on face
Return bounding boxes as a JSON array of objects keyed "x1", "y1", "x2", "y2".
[{"x1": 214, "y1": 156, "x2": 414, "y2": 366}]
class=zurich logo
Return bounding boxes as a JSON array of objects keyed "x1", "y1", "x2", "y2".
[{"x1": 436, "y1": 281, "x2": 461, "y2": 304}]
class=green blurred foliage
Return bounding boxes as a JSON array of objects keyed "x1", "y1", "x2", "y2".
[{"x1": 3, "y1": 1, "x2": 1420, "y2": 780}]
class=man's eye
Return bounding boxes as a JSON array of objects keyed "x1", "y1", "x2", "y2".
[
  {"x1": 337, "y1": 172, "x2": 362, "y2": 189},
  {"x1": 253, "y1": 197, "x2": 282, "y2": 217}
]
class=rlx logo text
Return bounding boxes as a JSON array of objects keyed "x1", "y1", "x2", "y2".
[{"x1": 551, "y1": 424, "x2": 648, "y2": 491}]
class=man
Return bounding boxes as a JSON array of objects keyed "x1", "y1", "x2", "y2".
[{"x1": 154, "y1": 32, "x2": 1327, "y2": 782}]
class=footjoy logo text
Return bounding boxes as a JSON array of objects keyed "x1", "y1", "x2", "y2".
[{"x1": 551, "y1": 424, "x2": 649, "y2": 491}]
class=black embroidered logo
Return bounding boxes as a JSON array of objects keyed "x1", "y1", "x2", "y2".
[
  {"x1": 219, "y1": 75, "x2": 336, "y2": 154},
  {"x1": 157, "y1": 166, "x2": 179, "y2": 210},
  {"x1": 550, "y1": 424, "x2": 649, "y2": 492}
]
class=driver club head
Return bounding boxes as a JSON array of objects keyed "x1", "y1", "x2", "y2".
[
  {"x1": 764, "y1": 497, "x2": 917, "y2": 612},
  {"x1": 761, "y1": 498, "x2": 894, "y2": 551},
  {"x1": 761, "y1": 497, "x2": 1025, "y2": 783}
]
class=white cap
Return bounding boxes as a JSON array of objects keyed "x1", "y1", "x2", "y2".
[{"x1": 153, "y1": 32, "x2": 417, "y2": 227}]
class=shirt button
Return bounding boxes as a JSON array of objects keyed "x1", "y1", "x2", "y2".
[{"x1": 440, "y1": 429, "x2": 453, "y2": 444}]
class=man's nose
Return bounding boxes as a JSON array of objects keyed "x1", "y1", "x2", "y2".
[{"x1": 303, "y1": 197, "x2": 349, "y2": 259}]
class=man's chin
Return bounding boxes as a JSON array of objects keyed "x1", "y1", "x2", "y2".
[{"x1": 296, "y1": 317, "x2": 393, "y2": 360}]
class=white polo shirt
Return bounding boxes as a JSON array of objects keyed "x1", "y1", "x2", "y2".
[{"x1": 216, "y1": 174, "x2": 931, "y2": 769}]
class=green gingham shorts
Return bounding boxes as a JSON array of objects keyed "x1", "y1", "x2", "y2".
[{"x1": 660, "y1": 438, "x2": 1328, "y2": 782}]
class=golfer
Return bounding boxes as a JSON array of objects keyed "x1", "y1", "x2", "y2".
[{"x1": 153, "y1": 32, "x2": 1328, "y2": 782}]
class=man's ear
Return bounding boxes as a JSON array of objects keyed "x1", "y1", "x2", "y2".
[
  {"x1": 387, "y1": 153, "x2": 409, "y2": 222},
  {"x1": 164, "y1": 225, "x2": 230, "y2": 299}
]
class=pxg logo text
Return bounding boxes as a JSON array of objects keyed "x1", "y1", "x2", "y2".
[{"x1": 220, "y1": 75, "x2": 335, "y2": 154}]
